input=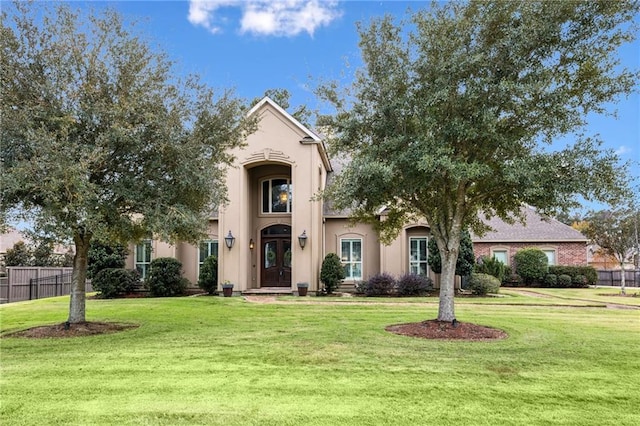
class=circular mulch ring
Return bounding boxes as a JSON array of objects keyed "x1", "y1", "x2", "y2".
[
  {"x1": 2, "y1": 321, "x2": 139, "y2": 339},
  {"x1": 386, "y1": 320, "x2": 507, "y2": 341}
]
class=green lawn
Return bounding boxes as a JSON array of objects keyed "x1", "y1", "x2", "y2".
[{"x1": 1, "y1": 291, "x2": 639, "y2": 425}]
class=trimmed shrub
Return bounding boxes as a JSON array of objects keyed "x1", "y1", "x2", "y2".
[
  {"x1": 572, "y1": 274, "x2": 587, "y2": 288},
  {"x1": 397, "y1": 273, "x2": 433, "y2": 296},
  {"x1": 543, "y1": 274, "x2": 558, "y2": 288},
  {"x1": 549, "y1": 266, "x2": 597, "y2": 286},
  {"x1": 364, "y1": 272, "x2": 396, "y2": 296},
  {"x1": 502, "y1": 272, "x2": 523, "y2": 287},
  {"x1": 468, "y1": 273, "x2": 501, "y2": 296},
  {"x1": 320, "y1": 253, "x2": 345, "y2": 294},
  {"x1": 558, "y1": 274, "x2": 572, "y2": 288},
  {"x1": 198, "y1": 255, "x2": 218, "y2": 295},
  {"x1": 145, "y1": 257, "x2": 187, "y2": 297},
  {"x1": 514, "y1": 248, "x2": 549, "y2": 286},
  {"x1": 92, "y1": 268, "x2": 139, "y2": 299},
  {"x1": 475, "y1": 255, "x2": 506, "y2": 282},
  {"x1": 354, "y1": 280, "x2": 367, "y2": 295}
]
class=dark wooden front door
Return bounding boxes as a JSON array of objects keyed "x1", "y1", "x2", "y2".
[{"x1": 262, "y1": 238, "x2": 292, "y2": 287}]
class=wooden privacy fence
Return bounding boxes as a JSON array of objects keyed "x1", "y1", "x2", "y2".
[
  {"x1": 0, "y1": 267, "x2": 93, "y2": 303},
  {"x1": 596, "y1": 269, "x2": 640, "y2": 287}
]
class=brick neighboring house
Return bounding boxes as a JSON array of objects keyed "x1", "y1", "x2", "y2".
[{"x1": 472, "y1": 207, "x2": 588, "y2": 267}]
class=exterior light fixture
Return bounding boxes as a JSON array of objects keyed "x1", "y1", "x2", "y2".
[
  {"x1": 298, "y1": 230, "x2": 308, "y2": 250},
  {"x1": 249, "y1": 239, "x2": 255, "y2": 250},
  {"x1": 279, "y1": 191, "x2": 288, "y2": 204},
  {"x1": 224, "y1": 230, "x2": 235, "y2": 250}
]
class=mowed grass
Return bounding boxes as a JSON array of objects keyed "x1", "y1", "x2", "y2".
[{"x1": 1, "y1": 290, "x2": 639, "y2": 426}]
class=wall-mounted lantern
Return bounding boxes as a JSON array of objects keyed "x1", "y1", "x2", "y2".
[
  {"x1": 298, "y1": 230, "x2": 308, "y2": 250},
  {"x1": 224, "y1": 230, "x2": 235, "y2": 250},
  {"x1": 249, "y1": 239, "x2": 255, "y2": 250}
]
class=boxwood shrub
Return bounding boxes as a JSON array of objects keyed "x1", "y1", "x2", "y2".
[
  {"x1": 468, "y1": 273, "x2": 501, "y2": 296},
  {"x1": 549, "y1": 265, "x2": 597, "y2": 286},
  {"x1": 514, "y1": 248, "x2": 549, "y2": 286},
  {"x1": 557, "y1": 274, "x2": 573, "y2": 288},
  {"x1": 92, "y1": 268, "x2": 140, "y2": 299},
  {"x1": 145, "y1": 257, "x2": 187, "y2": 297},
  {"x1": 543, "y1": 274, "x2": 558, "y2": 288}
]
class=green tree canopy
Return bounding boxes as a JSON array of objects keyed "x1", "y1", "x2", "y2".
[
  {"x1": 318, "y1": 1, "x2": 638, "y2": 321},
  {"x1": 1, "y1": 2, "x2": 255, "y2": 322}
]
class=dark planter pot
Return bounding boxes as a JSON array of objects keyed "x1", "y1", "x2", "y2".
[
  {"x1": 222, "y1": 284, "x2": 234, "y2": 297},
  {"x1": 297, "y1": 282, "x2": 309, "y2": 297}
]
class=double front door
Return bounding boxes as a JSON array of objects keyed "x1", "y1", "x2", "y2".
[{"x1": 261, "y1": 225, "x2": 292, "y2": 287}]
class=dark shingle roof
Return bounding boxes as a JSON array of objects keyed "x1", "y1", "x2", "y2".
[{"x1": 472, "y1": 206, "x2": 587, "y2": 242}]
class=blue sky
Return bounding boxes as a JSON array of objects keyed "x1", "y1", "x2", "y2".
[{"x1": 7, "y1": 1, "x2": 640, "y2": 212}]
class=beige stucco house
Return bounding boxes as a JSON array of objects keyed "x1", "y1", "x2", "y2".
[{"x1": 125, "y1": 97, "x2": 587, "y2": 294}]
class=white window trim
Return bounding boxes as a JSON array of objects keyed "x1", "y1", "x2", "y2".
[
  {"x1": 408, "y1": 236, "x2": 429, "y2": 276},
  {"x1": 340, "y1": 238, "x2": 363, "y2": 281},
  {"x1": 198, "y1": 239, "x2": 219, "y2": 276},
  {"x1": 261, "y1": 177, "x2": 292, "y2": 214},
  {"x1": 135, "y1": 239, "x2": 153, "y2": 279}
]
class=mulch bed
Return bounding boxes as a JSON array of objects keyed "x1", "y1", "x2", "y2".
[
  {"x1": 2, "y1": 322, "x2": 139, "y2": 339},
  {"x1": 386, "y1": 319, "x2": 508, "y2": 340}
]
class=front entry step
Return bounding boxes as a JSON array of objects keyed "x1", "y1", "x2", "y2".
[{"x1": 242, "y1": 287, "x2": 294, "y2": 296}]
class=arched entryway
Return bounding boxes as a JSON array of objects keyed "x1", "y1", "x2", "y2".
[{"x1": 261, "y1": 225, "x2": 291, "y2": 287}]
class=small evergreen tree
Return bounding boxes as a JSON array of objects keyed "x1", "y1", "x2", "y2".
[
  {"x1": 198, "y1": 255, "x2": 218, "y2": 295},
  {"x1": 428, "y1": 230, "x2": 475, "y2": 276},
  {"x1": 320, "y1": 253, "x2": 345, "y2": 294},
  {"x1": 475, "y1": 255, "x2": 506, "y2": 282}
]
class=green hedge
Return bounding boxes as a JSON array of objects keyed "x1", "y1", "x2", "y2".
[{"x1": 548, "y1": 265, "x2": 596, "y2": 286}]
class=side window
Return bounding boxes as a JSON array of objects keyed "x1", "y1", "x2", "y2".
[
  {"x1": 341, "y1": 238, "x2": 362, "y2": 280},
  {"x1": 492, "y1": 249, "x2": 508, "y2": 265},
  {"x1": 135, "y1": 239, "x2": 152, "y2": 279},
  {"x1": 199, "y1": 240, "x2": 219, "y2": 268},
  {"x1": 409, "y1": 237, "x2": 428, "y2": 276},
  {"x1": 542, "y1": 249, "x2": 556, "y2": 266}
]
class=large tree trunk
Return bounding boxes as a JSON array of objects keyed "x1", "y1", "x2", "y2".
[
  {"x1": 435, "y1": 227, "x2": 461, "y2": 322},
  {"x1": 438, "y1": 248, "x2": 458, "y2": 321},
  {"x1": 68, "y1": 231, "x2": 91, "y2": 323}
]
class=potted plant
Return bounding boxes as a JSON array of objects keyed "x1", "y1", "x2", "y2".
[
  {"x1": 221, "y1": 280, "x2": 234, "y2": 297},
  {"x1": 297, "y1": 282, "x2": 309, "y2": 296}
]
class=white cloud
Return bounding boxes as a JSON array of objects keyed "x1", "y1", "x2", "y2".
[
  {"x1": 615, "y1": 145, "x2": 632, "y2": 156},
  {"x1": 188, "y1": 0, "x2": 342, "y2": 37}
]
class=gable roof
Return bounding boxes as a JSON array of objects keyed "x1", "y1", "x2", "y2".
[
  {"x1": 248, "y1": 96, "x2": 331, "y2": 171},
  {"x1": 472, "y1": 206, "x2": 587, "y2": 243}
]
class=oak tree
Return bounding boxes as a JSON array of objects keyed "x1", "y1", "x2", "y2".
[
  {"x1": 318, "y1": 1, "x2": 638, "y2": 321},
  {"x1": 1, "y1": 2, "x2": 255, "y2": 322}
]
